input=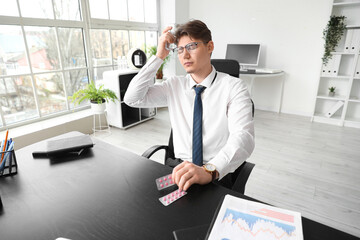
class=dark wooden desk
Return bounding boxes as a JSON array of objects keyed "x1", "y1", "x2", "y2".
[{"x1": 0, "y1": 132, "x2": 358, "y2": 240}]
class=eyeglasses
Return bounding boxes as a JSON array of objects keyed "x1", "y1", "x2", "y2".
[{"x1": 175, "y1": 42, "x2": 208, "y2": 55}]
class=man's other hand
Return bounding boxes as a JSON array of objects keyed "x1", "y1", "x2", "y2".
[{"x1": 156, "y1": 26, "x2": 175, "y2": 60}]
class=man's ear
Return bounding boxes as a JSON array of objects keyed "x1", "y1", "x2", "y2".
[{"x1": 207, "y1": 40, "x2": 214, "y2": 54}]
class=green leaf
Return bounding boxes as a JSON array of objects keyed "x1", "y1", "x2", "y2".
[
  {"x1": 68, "y1": 80, "x2": 119, "y2": 106},
  {"x1": 147, "y1": 45, "x2": 171, "y2": 77},
  {"x1": 322, "y1": 16, "x2": 346, "y2": 66}
]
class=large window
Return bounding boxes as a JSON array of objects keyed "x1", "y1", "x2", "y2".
[{"x1": 0, "y1": 0, "x2": 159, "y2": 129}]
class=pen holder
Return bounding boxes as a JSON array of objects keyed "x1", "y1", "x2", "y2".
[{"x1": 0, "y1": 149, "x2": 18, "y2": 177}]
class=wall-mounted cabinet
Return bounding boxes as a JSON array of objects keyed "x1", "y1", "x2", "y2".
[
  {"x1": 312, "y1": 0, "x2": 360, "y2": 128},
  {"x1": 103, "y1": 69, "x2": 156, "y2": 129}
]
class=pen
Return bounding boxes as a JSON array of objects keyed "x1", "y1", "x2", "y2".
[
  {"x1": 1, "y1": 130, "x2": 9, "y2": 164},
  {"x1": 6, "y1": 141, "x2": 14, "y2": 151},
  {"x1": 5, "y1": 140, "x2": 9, "y2": 151},
  {"x1": 0, "y1": 141, "x2": 15, "y2": 170}
]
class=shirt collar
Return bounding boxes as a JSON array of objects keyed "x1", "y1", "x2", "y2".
[{"x1": 188, "y1": 66, "x2": 217, "y2": 89}]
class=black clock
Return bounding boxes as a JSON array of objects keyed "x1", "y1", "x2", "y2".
[{"x1": 127, "y1": 48, "x2": 147, "y2": 69}]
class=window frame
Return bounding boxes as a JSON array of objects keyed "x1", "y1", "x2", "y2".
[{"x1": 0, "y1": 0, "x2": 159, "y2": 130}]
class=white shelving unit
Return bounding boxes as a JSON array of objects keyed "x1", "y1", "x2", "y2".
[
  {"x1": 103, "y1": 69, "x2": 156, "y2": 129},
  {"x1": 312, "y1": 0, "x2": 360, "y2": 128}
]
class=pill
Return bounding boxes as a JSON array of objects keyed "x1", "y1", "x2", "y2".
[
  {"x1": 168, "y1": 175, "x2": 172, "y2": 179},
  {"x1": 160, "y1": 184, "x2": 164, "y2": 188},
  {"x1": 164, "y1": 177, "x2": 167, "y2": 181},
  {"x1": 159, "y1": 179, "x2": 163, "y2": 183},
  {"x1": 165, "y1": 182, "x2": 168, "y2": 186},
  {"x1": 159, "y1": 188, "x2": 187, "y2": 206}
]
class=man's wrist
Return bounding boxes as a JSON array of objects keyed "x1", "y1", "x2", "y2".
[
  {"x1": 156, "y1": 53, "x2": 167, "y2": 61},
  {"x1": 202, "y1": 163, "x2": 217, "y2": 181},
  {"x1": 203, "y1": 168, "x2": 213, "y2": 181}
]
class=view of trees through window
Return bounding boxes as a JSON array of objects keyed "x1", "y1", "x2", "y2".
[{"x1": 0, "y1": 0, "x2": 158, "y2": 129}]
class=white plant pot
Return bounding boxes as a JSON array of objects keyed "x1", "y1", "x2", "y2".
[
  {"x1": 156, "y1": 78, "x2": 164, "y2": 84},
  {"x1": 156, "y1": 77, "x2": 167, "y2": 84},
  {"x1": 91, "y1": 102, "x2": 106, "y2": 114}
]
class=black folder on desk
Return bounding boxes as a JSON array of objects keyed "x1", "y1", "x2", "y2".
[
  {"x1": 173, "y1": 196, "x2": 225, "y2": 240},
  {"x1": 32, "y1": 135, "x2": 94, "y2": 158},
  {"x1": 173, "y1": 224, "x2": 209, "y2": 240}
]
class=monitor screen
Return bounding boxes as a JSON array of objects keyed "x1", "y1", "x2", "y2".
[{"x1": 225, "y1": 44, "x2": 261, "y2": 67}]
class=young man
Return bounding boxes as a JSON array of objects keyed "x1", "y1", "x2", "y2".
[{"x1": 124, "y1": 20, "x2": 254, "y2": 191}]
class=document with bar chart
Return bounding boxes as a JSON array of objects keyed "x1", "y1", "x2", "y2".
[{"x1": 207, "y1": 195, "x2": 303, "y2": 240}]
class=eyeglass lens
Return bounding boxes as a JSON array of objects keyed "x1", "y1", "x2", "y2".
[{"x1": 177, "y1": 42, "x2": 200, "y2": 54}]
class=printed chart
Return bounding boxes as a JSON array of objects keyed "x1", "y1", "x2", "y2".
[{"x1": 207, "y1": 195, "x2": 303, "y2": 240}]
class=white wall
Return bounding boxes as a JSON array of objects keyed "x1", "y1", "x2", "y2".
[
  {"x1": 165, "y1": 0, "x2": 333, "y2": 116},
  {"x1": 160, "y1": 0, "x2": 188, "y2": 77},
  {"x1": 175, "y1": 0, "x2": 189, "y2": 76}
]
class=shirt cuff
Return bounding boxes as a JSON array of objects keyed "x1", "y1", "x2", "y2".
[{"x1": 208, "y1": 158, "x2": 229, "y2": 180}]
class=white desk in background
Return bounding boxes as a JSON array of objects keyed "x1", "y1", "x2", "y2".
[{"x1": 240, "y1": 71, "x2": 285, "y2": 113}]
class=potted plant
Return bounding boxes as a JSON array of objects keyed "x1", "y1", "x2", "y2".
[
  {"x1": 322, "y1": 15, "x2": 346, "y2": 66},
  {"x1": 147, "y1": 46, "x2": 171, "y2": 81},
  {"x1": 69, "y1": 81, "x2": 118, "y2": 114},
  {"x1": 328, "y1": 86, "x2": 336, "y2": 97}
]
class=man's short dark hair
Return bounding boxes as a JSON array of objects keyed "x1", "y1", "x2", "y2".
[{"x1": 174, "y1": 19, "x2": 212, "y2": 45}]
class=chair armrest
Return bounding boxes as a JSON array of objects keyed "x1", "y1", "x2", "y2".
[
  {"x1": 141, "y1": 145, "x2": 169, "y2": 159},
  {"x1": 231, "y1": 161, "x2": 255, "y2": 194}
]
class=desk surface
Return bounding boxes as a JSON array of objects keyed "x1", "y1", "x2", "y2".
[{"x1": 0, "y1": 132, "x2": 358, "y2": 240}]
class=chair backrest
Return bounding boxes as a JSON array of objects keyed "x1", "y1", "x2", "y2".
[
  {"x1": 211, "y1": 59, "x2": 240, "y2": 78},
  {"x1": 211, "y1": 58, "x2": 254, "y2": 117}
]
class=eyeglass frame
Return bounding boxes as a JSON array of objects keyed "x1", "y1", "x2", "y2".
[{"x1": 173, "y1": 41, "x2": 209, "y2": 55}]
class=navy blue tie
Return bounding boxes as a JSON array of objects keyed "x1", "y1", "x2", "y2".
[{"x1": 192, "y1": 86, "x2": 206, "y2": 166}]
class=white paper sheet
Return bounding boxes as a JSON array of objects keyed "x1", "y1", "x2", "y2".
[{"x1": 207, "y1": 194, "x2": 303, "y2": 240}]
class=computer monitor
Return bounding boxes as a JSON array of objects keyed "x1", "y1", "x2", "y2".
[{"x1": 225, "y1": 44, "x2": 261, "y2": 69}]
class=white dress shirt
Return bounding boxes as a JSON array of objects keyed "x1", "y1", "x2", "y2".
[{"x1": 124, "y1": 56, "x2": 255, "y2": 180}]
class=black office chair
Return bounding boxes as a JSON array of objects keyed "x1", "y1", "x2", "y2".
[
  {"x1": 211, "y1": 59, "x2": 240, "y2": 77},
  {"x1": 211, "y1": 58, "x2": 255, "y2": 121},
  {"x1": 142, "y1": 58, "x2": 255, "y2": 194}
]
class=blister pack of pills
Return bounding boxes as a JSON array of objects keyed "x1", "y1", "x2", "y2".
[
  {"x1": 155, "y1": 174, "x2": 175, "y2": 190},
  {"x1": 159, "y1": 189, "x2": 187, "y2": 206}
]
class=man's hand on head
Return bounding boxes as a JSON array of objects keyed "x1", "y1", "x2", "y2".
[
  {"x1": 172, "y1": 161, "x2": 213, "y2": 191},
  {"x1": 156, "y1": 26, "x2": 175, "y2": 60}
]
